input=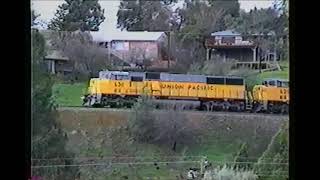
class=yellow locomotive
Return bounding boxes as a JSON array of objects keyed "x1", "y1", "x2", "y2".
[{"x1": 82, "y1": 71, "x2": 289, "y2": 114}]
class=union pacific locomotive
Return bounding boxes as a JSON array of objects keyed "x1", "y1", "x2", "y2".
[{"x1": 82, "y1": 71, "x2": 289, "y2": 114}]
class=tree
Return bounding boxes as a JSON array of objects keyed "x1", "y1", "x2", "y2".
[
  {"x1": 208, "y1": 0, "x2": 240, "y2": 18},
  {"x1": 228, "y1": 68, "x2": 262, "y2": 90},
  {"x1": 49, "y1": 31, "x2": 111, "y2": 80},
  {"x1": 49, "y1": 0, "x2": 105, "y2": 31},
  {"x1": 31, "y1": 28, "x2": 78, "y2": 179},
  {"x1": 188, "y1": 55, "x2": 236, "y2": 76},
  {"x1": 31, "y1": 10, "x2": 40, "y2": 27},
  {"x1": 171, "y1": 1, "x2": 231, "y2": 72},
  {"x1": 117, "y1": 0, "x2": 174, "y2": 31},
  {"x1": 225, "y1": 7, "x2": 289, "y2": 61},
  {"x1": 254, "y1": 121, "x2": 289, "y2": 180},
  {"x1": 153, "y1": 107, "x2": 199, "y2": 152},
  {"x1": 128, "y1": 96, "x2": 157, "y2": 143},
  {"x1": 233, "y1": 142, "x2": 251, "y2": 170},
  {"x1": 128, "y1": 96, "x2": 199, "y2": 151}
]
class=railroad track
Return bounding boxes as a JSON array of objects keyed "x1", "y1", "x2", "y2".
[{"x1": 57, "y1": 106, "x2": 289, "y2": 117}]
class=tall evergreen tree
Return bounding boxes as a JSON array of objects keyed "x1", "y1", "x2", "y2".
[
  {"x1": 208, "y1": 0, "x2": 240, "y2": 17},
  {"x1": 49, "y1": 0, "x2": 105, "y2": 32},
  {"x1": 117, "y1": 0, "x2": 175, "y2": 31}
]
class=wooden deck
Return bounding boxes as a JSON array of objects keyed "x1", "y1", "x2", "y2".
[{"x1": 235, "y1": 61, "x2": 280, "y2": 71}]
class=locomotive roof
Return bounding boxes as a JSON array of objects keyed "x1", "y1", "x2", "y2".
[{"x1": 98, "y1": 70, "x2": 244, "y2": 79}]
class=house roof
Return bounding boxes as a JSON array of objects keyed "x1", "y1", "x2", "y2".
[
  {"x1": 90, "y1": 31, "x2": 165, "y2": 42},
  {"x1": 211, "y1": 30, "x2": 241, "y2": 36},
  {"x1": 45, "y1": 50, "x2": 69, "y2": 61}
]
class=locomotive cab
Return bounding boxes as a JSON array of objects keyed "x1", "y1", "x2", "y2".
[{"x1": 252, "y1": 78, "x2": 289, "y2": 113}]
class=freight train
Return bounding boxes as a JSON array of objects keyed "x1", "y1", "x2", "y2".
[{"x1": 82, "y1": 71, "x2": 289, "y2": 114}]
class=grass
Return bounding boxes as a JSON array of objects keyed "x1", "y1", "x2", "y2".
[
  {"x1": 258, "y1": 61, "x2": 289, "y2": 80},
  {"x1": 52, "y1": 82, "x2": 87, "y2": 106}
]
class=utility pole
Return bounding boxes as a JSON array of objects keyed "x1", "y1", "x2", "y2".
[{"x1": 167, "y1": 31, "x2": 171, "y2": 69}]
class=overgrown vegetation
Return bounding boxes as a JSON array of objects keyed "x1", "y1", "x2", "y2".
[
  {"x1": 128, "y1": 96, "x2": 200, "y2": 151},
  {"x1": 49, "y1": 31, "x2": 112, "y2": 82},
  {"x1": 188, "y1": 55, "x2": 237, "y2": 76},
  {"x1": 254, "y1": 121, "x2": 289, "y2": 180},
  {"x1": 204, "y1": 165, "x2": 258, "y2": 180},
  {"x1": 128, "y1": 96, "x2": 157, "y2": 143},
  {"x1": 31, "y1": 25, "x2": 77, "y2": 178}
]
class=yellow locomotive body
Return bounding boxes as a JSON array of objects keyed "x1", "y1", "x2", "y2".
[{"x1": 83, "y1": 71, "x2": 246, "y2": 110}]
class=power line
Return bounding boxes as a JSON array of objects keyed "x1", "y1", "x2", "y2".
[
  {"x1": 31, "y1": 160, "x2": 288, "y2": 169},
  {"x1": 31, "y1": 155, "x2": 288, "y2": 161},
  {"x1": 31, "y1": 160, "x2": 200, "y2": 169}
]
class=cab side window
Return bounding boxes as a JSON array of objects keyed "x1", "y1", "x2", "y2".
[
  {"x1": 277, "y1": 81, "x2": 282, "y2": 87},
  {"x1": 268, "y1": 80, "x2": 275, "y2": 86}
]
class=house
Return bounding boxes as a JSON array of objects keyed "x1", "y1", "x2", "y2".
[
  {"x1": 90, "y1": 31, "x2": 169, "y2": 68},
  {"x1": 38, "y1": 30, "x2": 73, "y2": 75},
  {"x1": 204, "y1": 30, "x2": 258, "y2": 62},
  {"x1": 44, "y1": 50, "x2": 72, "y2": 75}
]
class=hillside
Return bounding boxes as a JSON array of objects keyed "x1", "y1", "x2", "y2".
[{"x1": 57, "y1": 108, "x2": 288, "y2": 179}]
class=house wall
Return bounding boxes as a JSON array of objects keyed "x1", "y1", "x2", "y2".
[
  {"x1": 46, "y1": 60, "x2": 73, "y2": 75},
  {"x1": 110, "y1": 41, "x2": 160, "y2": 62},
  {"x1": 214, "y1": 35, "x2": 242, "y2": 44}
]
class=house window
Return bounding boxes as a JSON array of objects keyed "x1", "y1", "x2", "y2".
[{"x1": 221, "y1": 37, "x2": 235, "y2": 44}]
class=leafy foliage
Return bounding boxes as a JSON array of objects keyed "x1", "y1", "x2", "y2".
[
  {"x1": 154, "y1": 108, "x2": 200, "y2": 152},
  {"x1": 188, "y1": 55, "x2": 236, "y2": 76},
  {"x1": 228, "y1": 68, "x2": 262, "y2": 90},
  {"x1": 253, "y1": 121, "x2": 289, "y2": 180},
  {"x1": 204, "y1": 165, "x2": 258, "y2": 180},
  {"x1": 128, "y1": 96, "x2": 157, "y2": 143},
  {"x1": 117, "y1": 0, "x2": 174, "y2": 31},
  {"x1": 49, "y1": 0, "x2": 105, "y2": 31},
  {"x1": 49, "y1": 31, "x2": 111, "y2": 81},
  {"x1": 233, "y1": 143, "x2": 251, "y2": 170},
  {"x1": 31, "y1": 28, "x2": 77, "y2": 179},
  {"x1": 225, "y1": 6, "x2": 288, "y2": 61},
  {"x1": 208, "y1": 0, "x2": 240, "y2": 18}
]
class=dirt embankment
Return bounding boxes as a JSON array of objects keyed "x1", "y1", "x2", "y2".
[
  {"x1": 57, "y1": 107, "x2": 288, "y2": 160},
  {"x1": 57, "y1": 107, "x2": 288, "y2": 135}
]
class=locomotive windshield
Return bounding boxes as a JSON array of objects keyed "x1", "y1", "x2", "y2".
[{"x1": 263, "y1": 79, "x2": 289, "y2": 87}]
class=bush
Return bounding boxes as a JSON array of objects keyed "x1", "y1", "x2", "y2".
[
  {"x1": 228, "y1": 68, "x2": 262, "y2": 90},
  {"x1": 204, "y1": 165, "x2": 258, "y2": 180},
  {"x1": 188, "y1": 55, "x2": 237, "y2": 76},
  {"x1": 153, "y1": 108, "x2": 200, "y2": 151},
  {"x1": 253, "y1": 121, "x2": 289, "y2": 180},
  {"x1": 128, "y1": 96, "x2": 157, "y2": 143}
]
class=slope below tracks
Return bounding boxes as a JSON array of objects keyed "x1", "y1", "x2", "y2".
[
  {"x1": 56, "y1": 106, "x2": 289, "y2": 133},
  {"x1": 57, "y1": 106, "x2": 288, "y2": 117}
]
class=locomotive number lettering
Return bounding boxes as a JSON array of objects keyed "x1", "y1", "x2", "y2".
[{"x1": 115, "y1": 82, "x2": 124, "y2": 87}]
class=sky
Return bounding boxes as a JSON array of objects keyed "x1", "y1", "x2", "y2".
[{"x1": 31, "y1": 0, "x2": 274, "y2": 33}]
